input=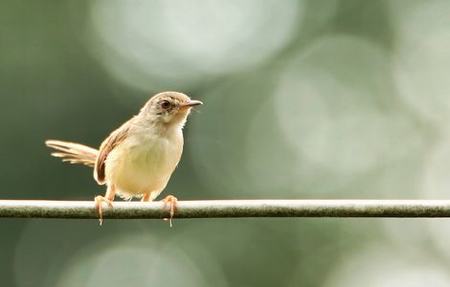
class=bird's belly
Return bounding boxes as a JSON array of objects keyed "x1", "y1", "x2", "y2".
[{"x1": 105, "y1": 136, "x2": 181, "y2": 199}]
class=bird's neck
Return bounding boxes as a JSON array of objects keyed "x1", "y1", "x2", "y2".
[{"x1": 133, "y1": 114, "x2": 186, "y2": 138}]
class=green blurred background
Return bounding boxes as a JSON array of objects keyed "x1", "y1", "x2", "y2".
[{"x1": 2, "y1": 0, "x2": 450, "y2": 286}]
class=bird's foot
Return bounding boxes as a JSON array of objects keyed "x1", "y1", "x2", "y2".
[
  {"x1": 162, "y1": 195, "x2": 178, "y2": 227},
  {"x1": 94, "y1": 195, "x2": 113, "y2": 226}
]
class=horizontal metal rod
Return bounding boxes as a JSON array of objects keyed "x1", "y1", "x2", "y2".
[{"x1": 1, "y1": 200, "x2": 450, "y2": 219}]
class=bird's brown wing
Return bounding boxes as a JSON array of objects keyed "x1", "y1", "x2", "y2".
[{"x1": 94, "y1": 123, "x2": 131, "y2": 185}]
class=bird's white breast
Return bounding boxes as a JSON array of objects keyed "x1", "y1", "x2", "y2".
[{"x1": 105, "y1": 127, "x2": 183, "y2": 200}]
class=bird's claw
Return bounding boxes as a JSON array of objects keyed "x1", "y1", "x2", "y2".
[
  {"x1": 163, "y1": 195, "x2": 178, "y2": 227},
  {"x1": 94, "y1": 195, "x2": 113, "y2": 226}
]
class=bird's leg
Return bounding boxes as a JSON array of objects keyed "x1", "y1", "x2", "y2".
[
  {"x1": 162, "y1": 195, "x2": 178, "y2": 227},
  {"x1": 141, "y1": 193, "x2": 151, "y2": 202},
  {"x1": 94, "y1": 184, "x2": 115, "y2": 226},
  {"x1": 141, "y1": 192, "x2": 177, "y2": 227}
]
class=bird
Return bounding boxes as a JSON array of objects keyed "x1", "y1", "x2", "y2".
[{"x1": 45, "y1": 91, "x2": 202, "y2": 225}]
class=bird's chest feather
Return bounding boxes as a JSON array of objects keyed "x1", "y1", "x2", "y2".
[
  {"x1": 106, "y1": 129, "x2": 183, "y2": 195},
  {"x1": 129, "y1": 134, "x2": 181, "y2": 172}
]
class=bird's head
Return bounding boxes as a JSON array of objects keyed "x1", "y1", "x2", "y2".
[{"x1": 140, "y1": 91, "x2": 202, "y2": 128}]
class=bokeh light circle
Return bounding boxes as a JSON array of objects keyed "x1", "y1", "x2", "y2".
[
  {"x1": 274, "y1": 35, "x2": 424, "y2": 180},
  {"x1": 13, "y1": 221, "x2": 227, "y2": 287},
  {"x1": 54, "y1": 234, "x2": 221, "y2": 287},
  {"x1": 87, "y1": 0, "x2": 302, "y2": 90},
  {"x1": 391, "y1": 0, "x2": 450, "y2": 127},
  {"x1": 321, "y1": 245, "x2": 450, "y2": 287}
]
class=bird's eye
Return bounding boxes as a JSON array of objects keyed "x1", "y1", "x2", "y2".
[{"x1": 160, "y1": 100, "x2": 171, "y2": 109}]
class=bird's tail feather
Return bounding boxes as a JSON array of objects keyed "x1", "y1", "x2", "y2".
[{"x1": 45, "y1": 140, "x2": 98, "y2": 167}]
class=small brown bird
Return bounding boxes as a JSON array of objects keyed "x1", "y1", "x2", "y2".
[{"x1": 46, "y1": 91, "x2": 202, "y2": 225}]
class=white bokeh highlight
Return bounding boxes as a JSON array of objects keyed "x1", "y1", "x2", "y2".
[
  {"x1": 55, "y1": 235, "x2": 221, "y2": 287},
  {"x1": 322, "y1": 245, "x2": 450, "y2": 287},
  {"x1": 87, "y1": 0, "x2": 301, "y2": 90},
  {"x1": 274, "y1": 36, "x2": 424, "y2": 179},
  {"x1": 13, "y1": 221, "x2": 227, "y2": 287},
  {"x1": 391, "y1": 0, "x2": 450, "y2": 127}
]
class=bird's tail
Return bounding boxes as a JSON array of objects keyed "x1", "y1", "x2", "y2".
[{"x1": 45, "y1": 140, "x2": 98, "y2": 167}]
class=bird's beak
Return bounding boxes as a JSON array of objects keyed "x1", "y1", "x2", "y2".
[{"x1": 180, "y1": 100, "x2": 203, "y2": 108}]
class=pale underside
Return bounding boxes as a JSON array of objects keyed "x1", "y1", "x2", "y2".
[{"x1": 103, "y1": 128, "x2": 184, "y2": 200}]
